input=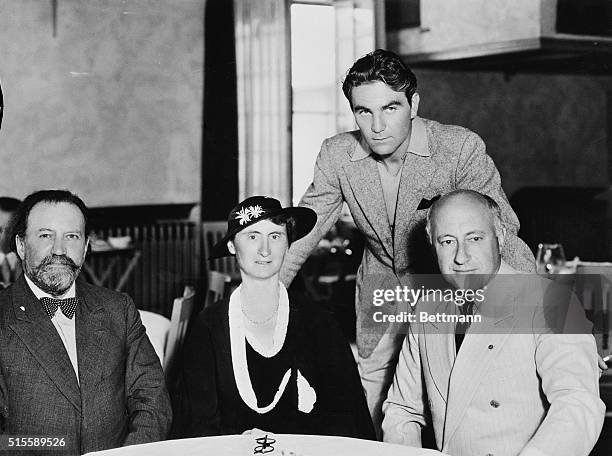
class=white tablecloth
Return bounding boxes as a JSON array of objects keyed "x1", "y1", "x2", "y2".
[{"x1": 85, "y1": 434, "x2": 445, "y2": 456}]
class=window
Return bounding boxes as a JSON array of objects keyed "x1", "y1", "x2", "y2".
[{"x1": 290, "y1": 0, "x2": 375, "y2": 204}]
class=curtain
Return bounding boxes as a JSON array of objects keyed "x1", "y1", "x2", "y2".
[{"x1": 234, "y1": 0, "x2": 291, "y2": 204}]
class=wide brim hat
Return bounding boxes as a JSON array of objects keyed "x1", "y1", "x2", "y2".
[{"x1": 210, "y1": 195, "x2": 317, "y2": 259}]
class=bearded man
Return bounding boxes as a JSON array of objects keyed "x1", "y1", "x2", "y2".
[{"x1": 0, "y1": 190, "x2": 171, "y2": 455}]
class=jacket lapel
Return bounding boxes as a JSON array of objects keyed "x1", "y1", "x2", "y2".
[
  {"x1": 75, "y1": 280, "x2": 114, "y2": 388},
  {"x1": 8, "y1": 276, "x2": 82, "y2": 412},
  {"x1": 344, "y1": 149, "x2": 393, "y2": 259},
  {"x1": 393, "y1": 153, "x2": 438, "y2": 256},
  {"x1": 443, "y1": 287, "x2": 517, "y2": 449},
  {"x1": 422, "y1": 300, "x2": 455, "y2": 405}
]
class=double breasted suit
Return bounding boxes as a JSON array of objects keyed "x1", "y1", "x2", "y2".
[
  {"x1": 383, "y1": 263, "x2": 605, "y2": 456},
  {"x1": 0, "y1": 276, "x2": 171, "y2": 455}
]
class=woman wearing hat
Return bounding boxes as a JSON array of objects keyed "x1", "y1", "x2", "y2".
[{"x1": 178, "y1": 196, "x2": 374, "y2": 438}]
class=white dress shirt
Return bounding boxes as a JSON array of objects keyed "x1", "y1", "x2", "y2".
[{"x1": 24, "y1": 275, "x2": 80, "y2": 384}]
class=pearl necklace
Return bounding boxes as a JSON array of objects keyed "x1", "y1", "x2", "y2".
[
  {"x1": 229, "y1": 284, "x2": 291, "y2": 413},
  {"x1": 241, "y1": 301, "x2": 279, "y2": 325}
]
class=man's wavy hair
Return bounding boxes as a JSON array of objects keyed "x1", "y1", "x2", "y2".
[
  {"x1": 342, "y1": 49, "x2": 418, "y2": 107},
  {"x1": 10, "y1": 190, "x2": 89, "y2": 252}
]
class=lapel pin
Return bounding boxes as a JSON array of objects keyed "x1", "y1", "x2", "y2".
[{"x1": 20, "y1": 306, "x2": 25, "y2": 311}]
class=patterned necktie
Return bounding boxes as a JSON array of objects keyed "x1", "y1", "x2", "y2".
[
  {"x1": 40, "y1": 297, "x2": 80, "y2": 319},
  {"x1": 455, "y1": 300, "x2": 474, "y2": 353}
]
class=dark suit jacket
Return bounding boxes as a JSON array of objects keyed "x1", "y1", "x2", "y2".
[{"x1": 0, "y1": 276, "x2": 171, "y2": 455}]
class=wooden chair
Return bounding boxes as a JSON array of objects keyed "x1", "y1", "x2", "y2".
[
  {"x1": 163, "y1": 286, "x2": 196, "y2": 377},
  {"x1": 205, "y1": 270, "x2": 231, "y2": 309},
  {"x1": 202, "y1": 221, "x2": 241, "y2": 281}
]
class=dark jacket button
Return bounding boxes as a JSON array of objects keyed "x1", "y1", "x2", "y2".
[
  {"x1": 488, "y1": 344, "x2": 494, "y2": 349},
  {"x1": 490, "y1": 400, "x2": 500, "y2": 408}
]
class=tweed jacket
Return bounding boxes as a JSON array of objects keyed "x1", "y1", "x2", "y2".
[
  {"x1": 281, "y1": 117, "x2": 535, "y2": 358},
  {"x1": 382, "y1": 262, "x2": 605, "y2": 456},
  {"x1": 0, "y1": 276, "x2": 172, "y2": 455}
]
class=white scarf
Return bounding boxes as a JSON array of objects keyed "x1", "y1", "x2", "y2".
[{"x1": 228, "y1": 283, "x2": 316, "y2": 414}]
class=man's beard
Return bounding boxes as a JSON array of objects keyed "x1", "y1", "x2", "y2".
[{"x1": 26, "y1": 254, "x2": 81, "y2": 296}]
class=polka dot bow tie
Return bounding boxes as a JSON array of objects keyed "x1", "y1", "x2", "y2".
[{"x1": 39, "y1": 297, "x2": 80, "y2": 319}]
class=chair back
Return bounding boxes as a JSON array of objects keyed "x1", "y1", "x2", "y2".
[
  {"x1": 138, "y1": 310, "x2": 171, "y2": 367},
  {"x1": 575, "y1": 262, "x2": 612, "y2": 355},
  {"x1": 202, "y1": 221, "x2": 241, "y2": 280},
  {"x1": 164, "y1": 286, "x2": 196, "y2": 376},
  {"x1": 206, "y1": 271, "x2": 231, "y2": 309}
]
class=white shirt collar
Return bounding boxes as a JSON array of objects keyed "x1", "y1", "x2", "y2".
[{"x1": 24, "y1": 274, "x2": 76, "y2": 300}]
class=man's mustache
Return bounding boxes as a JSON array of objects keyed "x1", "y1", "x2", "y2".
[{"x1": 39, "y1": 254, "x2": 79, "y2": 271}]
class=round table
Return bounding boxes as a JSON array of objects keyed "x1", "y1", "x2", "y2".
[{"x1": 85, "y1": 434, "x2": 444, "y2": 456}]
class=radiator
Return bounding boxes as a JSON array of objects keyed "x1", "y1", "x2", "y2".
[{"x1": 87, "y1": 221, "x2": 201, "y2": 317}]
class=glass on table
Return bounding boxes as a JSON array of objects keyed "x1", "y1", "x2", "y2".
[{"x1": 536, "y1": 243, "x2": 571, "y2": 275}]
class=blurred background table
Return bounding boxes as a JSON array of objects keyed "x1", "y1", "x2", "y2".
[
  {"x1": 85, "y1": 434, "x2": 444, "y2": 456},
  {"x1": 82, "y1": 239, "x2": 141, "y2": 292}
]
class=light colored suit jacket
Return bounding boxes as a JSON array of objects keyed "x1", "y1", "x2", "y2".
[
  {"x1": 382, "y1": 262, "x2": 605, "y2": 456},
  {"x1": 0, "y1": 276, "x2": 172, "y2": 455},
  {"x1": 281, "y1": 117, "x2": 535, "y2": 358}
]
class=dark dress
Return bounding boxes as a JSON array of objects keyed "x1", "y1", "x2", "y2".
[{"x1": 176, "y1": 290, "x2": 374, "y2": 439}]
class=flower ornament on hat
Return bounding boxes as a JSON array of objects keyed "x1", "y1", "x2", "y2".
[
  {"x1": 210, "y1": 196, "x2": 317, "y2": 259},
  {"x1": 235, "y1": 205, "x2": 264, "y2": 225}
]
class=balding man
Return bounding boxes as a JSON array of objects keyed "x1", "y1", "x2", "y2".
[{"x1": 382, "y1": 189, "x2": 604, "y2": 456}]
